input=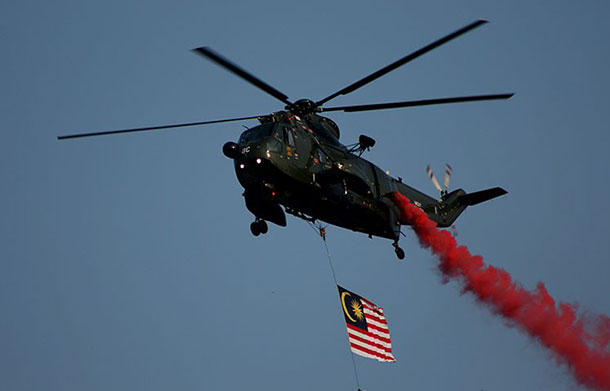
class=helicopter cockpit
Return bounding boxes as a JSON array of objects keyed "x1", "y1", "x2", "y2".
[
  {"x1": 237, "y1": 122, "x2": 291, "y2": 156},
  {"x1": 238, "y1": 122, "x2": 275, "y2": 145}
]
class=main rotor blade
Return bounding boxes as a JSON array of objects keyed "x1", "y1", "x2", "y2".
[
  {"x1": 319, "y1": 93, "x2": 513, "y2": 113},
  {"x1": 57, "y1": 115, "x2": 262, "y2": 140},
  {"x1": 193, "y1": 47, "x2": 292, "y2": 106},
  {"x1": 316, "y1": 20, "x2": 488, "y2": 106}
]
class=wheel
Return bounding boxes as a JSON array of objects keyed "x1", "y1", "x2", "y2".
[
  {"x1": 395, "y1": 247, "x2": 405, "y2": 260},
  {"x1": 258, "y1": 220, "x2": 268, "y2": 234},
  {"x1": 250, "y1": 221, "x2": 261, "y2": 236}
]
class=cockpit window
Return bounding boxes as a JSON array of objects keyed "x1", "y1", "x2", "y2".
[
  {"x1": 238, "y1": 123, "x2": 274, "y2": 145},
  {"x1": 272, "y1": 123, "x2": 296, "y2": 146},
  {"x1": 284, "y1": 127, "x2": 296, "y2": 147},
  {"x1": 308, "y1": 120, "x2": 342, "y2": 148}
]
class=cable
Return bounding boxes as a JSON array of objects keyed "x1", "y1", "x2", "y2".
[{"x1": 314, "y1": 226, "x2": 362, "y2": 391}]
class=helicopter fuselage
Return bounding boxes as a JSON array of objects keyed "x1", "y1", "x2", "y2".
[{"x1": 227, "y1": 111, "x2": 458, "y2": 241}]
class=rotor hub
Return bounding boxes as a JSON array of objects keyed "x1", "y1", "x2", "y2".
[{"x1": 287, "y1": 99, "x2": 317, "y2": 115}]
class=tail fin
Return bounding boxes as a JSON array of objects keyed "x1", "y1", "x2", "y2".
[
  {"x1": 434, "y1": 187, "x2": 507, "y2": 227},
  {"x1": 458, "y1": 187, "x2": 507, "y2": 206}
]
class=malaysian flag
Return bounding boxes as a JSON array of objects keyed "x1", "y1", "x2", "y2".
[{"x1": 337, "y1": 285, "x2": 396, "y2": 362}]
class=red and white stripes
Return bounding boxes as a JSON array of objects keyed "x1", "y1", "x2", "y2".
[{"x1": 347, "y1": 297, "x2": 395, "y2": 362}]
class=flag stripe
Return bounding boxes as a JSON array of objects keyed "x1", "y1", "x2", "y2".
[
  {"x1": 346, "y1": 324, "x2": 392, "y2": 345},
  {"x1": 364, "y1": 315, "x2": 390, "y2": 330},
  {"x1": 360, "y1": 302, "x2": 390, "y2": 327},
  {"x1": 361, "y1": 302, "x2": 390, "y2": 327},
  {"x1": 349, "y1": 338, "x2": 392, "y2": 357},
  {"x1": 350, "y1": 342, "x2": 396, "y2": 362},
  {"x1": 346, "y1": 325, "x2": 392, "y2": 348},
  {"x1": 362, "y1": 304, "x2": 388, "y2": 318},
  {"x1": 347, "y1": 330, "x2": 392, "y2": 352},
  {"x1": 350, "y1": 340, "x2": 394, "y2": 361},
  {"x1": 362, "y1": 307, "x2": 388, "y2": 323},
  {"x1": 346, "y1": 323, "x2": 391, "y2": 342},
  {"x1": 360, "y1": 297, "x2": 378, "y2": 309},
  {"x1": 350, "y1": 345, "x2": 395, "y2": 362},
  {"x1": 364, "y1": 304, "x2": 384, "y2": 318},
  {"x1": 350, "y1": 345, "x2": 394, "y2": 362},
  {"x1": 366, "y1": 321, "x2": 390, "y2": 334},
  {"x1": 366, "y1": 328, "x2": 392, "y2": 343}
]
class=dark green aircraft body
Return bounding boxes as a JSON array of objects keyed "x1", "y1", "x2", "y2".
[
  {"x1": 227, "y1": 107, "x2": 506, "y2": 247},
  {"x1": 58, "y1": 20, "x2": 510, "y2": 258}
]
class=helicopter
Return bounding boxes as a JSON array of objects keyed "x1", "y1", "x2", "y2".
[{"x1": 59, "y1": 19, "x2": 511, "y2": 260}]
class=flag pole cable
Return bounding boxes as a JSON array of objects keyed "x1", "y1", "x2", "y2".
[{"x1": 314, "y1": 225, "x2": 362, "y2": 391}]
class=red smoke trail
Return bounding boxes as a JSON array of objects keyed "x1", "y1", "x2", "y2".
[{"x1": 390, "y1": 192, "x2": 610, "y2": 389}]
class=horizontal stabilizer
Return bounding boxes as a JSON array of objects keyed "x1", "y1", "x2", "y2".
[{"x1": 458, "y1": 187, "x2": 507, "y2": 206}]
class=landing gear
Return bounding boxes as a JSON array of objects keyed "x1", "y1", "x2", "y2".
[
  {"x1": 258, "y1": 219, "x2": 268, "y2": 234},
  {"x1": 395, "y1": 247, "x2": 405, "y2": 260},
  {"x1": 250, "y1": 221, "x2": 260, "y2": 236},
  {"x1": 250, "y1": 219, "x2": 268, "y2": 236},
  {"x1": 393, "y1": 241, "x2": 405, "y2": 260}
]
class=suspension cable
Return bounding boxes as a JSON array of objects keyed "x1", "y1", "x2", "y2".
[{"x1": 311, "y1": 223, "x2": 362, "y2": 391}]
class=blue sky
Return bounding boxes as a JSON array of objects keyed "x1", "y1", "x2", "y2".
[{"x1": 2, "y1": 1, "x2": 609, "y2": 390}]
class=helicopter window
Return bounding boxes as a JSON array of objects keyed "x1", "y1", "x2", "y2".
[
  {"x1": 309, "y1": 122, "x2": 342, "y2": 148},
  {"x1": 273, "y1": 126, "x2": 283, "y2": 142},
  {"x1": 314, "y1": 148, "x2": 327, "y2": 165},
  {"x1": 267, "y1": 137, "x2": 282, "y2": 153},
  {"x1": 281, "y1": 126, "x2": 296, "y2": 147},
  {"x1": 238, "y1": 123, "x2": 274, "y2": 145}
]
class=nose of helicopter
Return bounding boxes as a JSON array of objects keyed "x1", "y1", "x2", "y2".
[
  {"x1": 224, "y1": 135, "x2": 282, "y2": 162},
  {"x1": 232, "y1": 144, "x2": 275, "y2": 190},
  {"x1": 227, "y1": 136, "x2": 285, "y2": 189}
]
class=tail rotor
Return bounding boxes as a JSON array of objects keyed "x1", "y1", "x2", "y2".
[
  {"x1": 426, "y1": 165, "x2": 442, "y2": 193},
  {"x1": 444, "y1": 163, "x2": 452, "y2": 193},
  {"x1": 427, "y1": 163, "x2": 452, "y2": 200}
]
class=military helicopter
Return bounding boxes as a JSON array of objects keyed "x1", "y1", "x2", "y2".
[{"x1": 59, "y1": 20, "x2": 510, "y2": 259}]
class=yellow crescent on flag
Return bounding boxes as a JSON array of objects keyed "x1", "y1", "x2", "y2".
[{"x1": 341, "y1": 291, "x2": 357, "y2": 322}]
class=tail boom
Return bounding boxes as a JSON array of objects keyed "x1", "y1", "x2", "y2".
[
  {"x1": 388, "y1": 186, "x2": 507, "y2": 228},
  {"x1": 432, "y1": 187, "x2": 507, "y2": 227}
]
